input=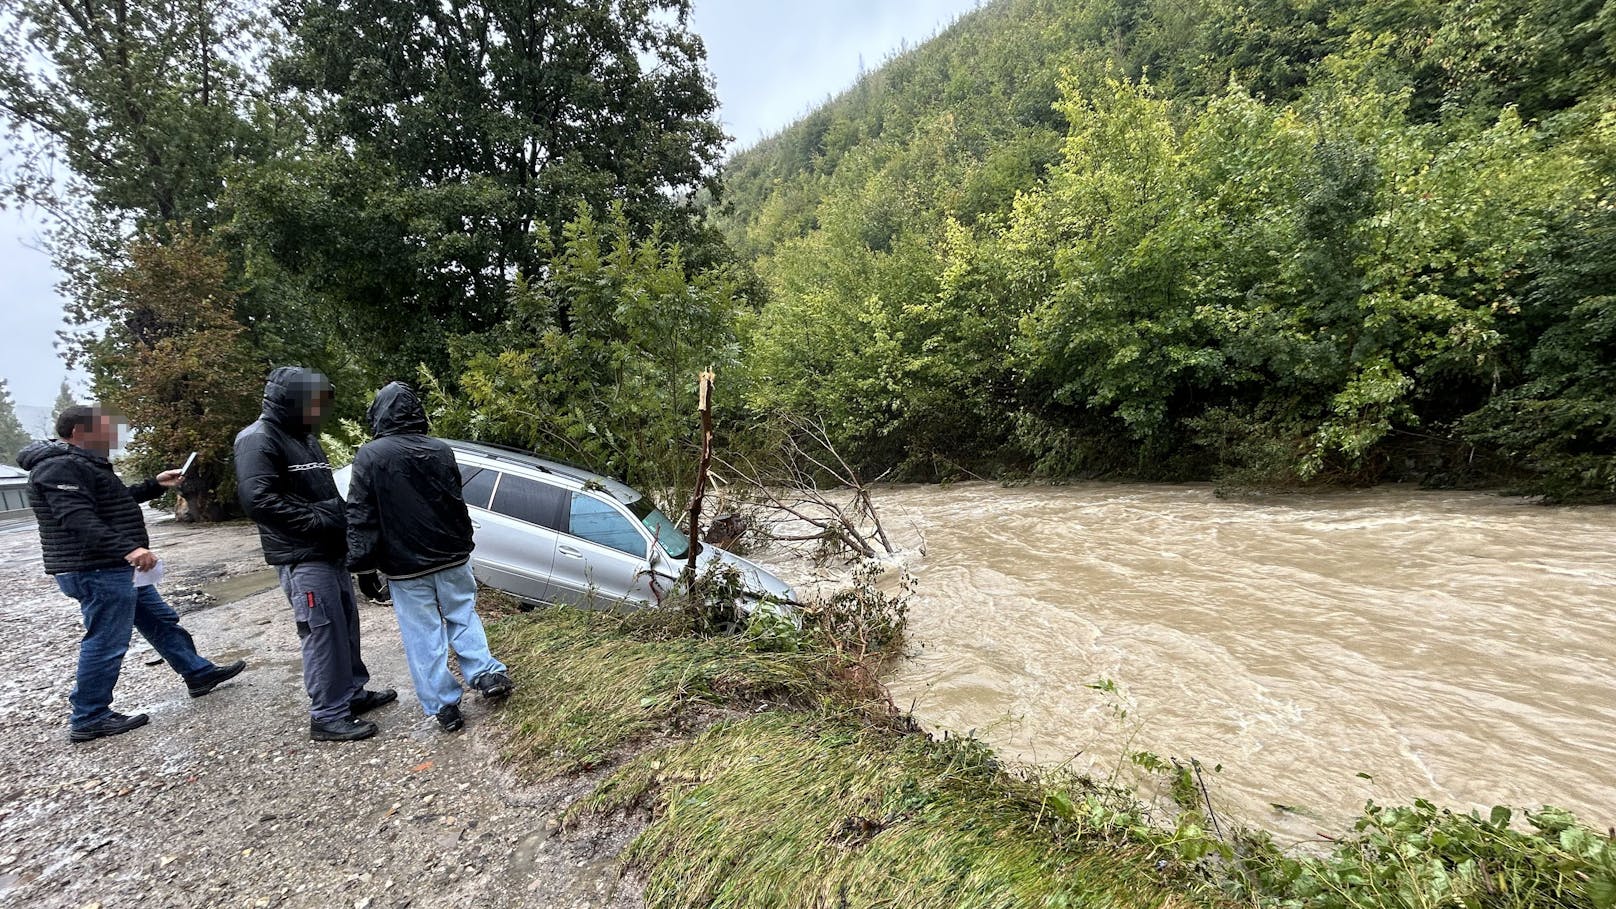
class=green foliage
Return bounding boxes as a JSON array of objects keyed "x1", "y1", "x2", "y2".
[
  {"x1": 317, "y1": 419, "x2": 369, "y2": 470},
  {"x1": 49, "y1": 380, "x2": 76, "y2": 427},
  {"x1": 425, "y1": 203, "x2": 740, "y2": 506},
  {"x1": 724, "y1": 0, "x2": 1614, "y2": 492},
  {"x1": 0, "y1": 0, "x2": 265, "y2": 236},
  {"x1": 1229, "y1": 801, "x2": 1616, "y2": 909},
  {"x1": 0, "y1": 0, "x2": 271, "y2": 377},
  {"x1": 1460, "y1": 204, "x2": 1616, "y2": 501},
  {"x1": 244, "y1": 0, "x2": 728, "y2": 379},
  {"x1": 82, "y1": 231, "x2": 266, "y2": 520},
  {"x1": 0, "y1": 379, "x2": 31, "y2": 465}
]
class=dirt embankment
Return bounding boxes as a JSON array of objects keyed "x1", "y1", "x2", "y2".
[{"x1": 0, "y1": 516, "x2": 643, "y2": 909}]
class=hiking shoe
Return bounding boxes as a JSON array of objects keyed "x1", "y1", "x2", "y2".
[
  {"x1": 349, "y1": 688, "x2": 398, "y2": 715},
  {"x1": 310, "y1": 716, "x2": 378, "y2": 742},
  {"x1": 471, "y1": 671, "x2": 514, "y2": 700},
  {"x1": 70, "y1": 711, "x2": 150, "y2": 743},
  {"x1": 186, "y1": 659, "x2": 247, "y2": 698},
  {"x1": 436, "y1": 703, "x2": 464, "y2": 733}
]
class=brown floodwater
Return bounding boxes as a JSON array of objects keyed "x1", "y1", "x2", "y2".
[{"x1": 867, "y1": 482, "x2": 1616, "y2": 841}]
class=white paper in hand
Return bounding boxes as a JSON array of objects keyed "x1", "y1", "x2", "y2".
[{"x1": 133, "y1": 559, "x2": 165, "y2": 588}]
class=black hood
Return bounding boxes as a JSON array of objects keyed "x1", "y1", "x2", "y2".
[
  {"x1": 367, "y1": 382, "x2": 430, "y2": 438},
  {"x1": 262, "y1": 366, "x2": 332, "y2": 430},
  {"x1": 16, "y1": 440, "x2": 71, "y2": 471}
]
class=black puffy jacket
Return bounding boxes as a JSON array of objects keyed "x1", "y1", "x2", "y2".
[
  {"x1": 234, "y1": 366, "x2": 347, "y2": 566},
  {"x1": 345, "y1": 383, "x2": 474, "y2": 579},
  {"x1": 17, "y1": 441, "x2": 164, "y2": 575}
]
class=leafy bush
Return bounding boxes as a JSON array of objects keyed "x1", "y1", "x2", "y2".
[{"x1": 424, "y1": 203, "x2": 743, "y2": 509}]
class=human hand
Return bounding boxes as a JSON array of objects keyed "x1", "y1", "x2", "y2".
[
  {"x1": 157, "y1": 469, "x2": 184, "y2": 488},
  {"x1": 125, "y1": 547, "x2": 158, "y2": 571}
]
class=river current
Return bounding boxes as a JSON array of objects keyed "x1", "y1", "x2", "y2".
[{"x1": 862, "y1": 483, "x2": 1616, "y2": 840}]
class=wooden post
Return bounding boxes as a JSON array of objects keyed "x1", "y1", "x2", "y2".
[{"x1": 685, "y1": 368, "x2": 716, "y2": 586}]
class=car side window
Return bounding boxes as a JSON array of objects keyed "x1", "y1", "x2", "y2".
[
  {"x1": 567, "y1": 493, "x2": 647, "y2": 558},
  {"x1": 489, "y1": 474, "x2": 566, "y2": 529},
  {"x1": 460, "y1": 466, "x2": 497, "y2": 510}
]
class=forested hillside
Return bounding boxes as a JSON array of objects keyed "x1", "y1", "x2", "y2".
[{"x1": 720, "y1": 0, "x2": 1616, "y2": 498}]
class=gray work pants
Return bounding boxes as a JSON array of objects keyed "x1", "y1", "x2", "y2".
[{"x1": 277, "y1": 561, "x2": 370, "y2": 723}]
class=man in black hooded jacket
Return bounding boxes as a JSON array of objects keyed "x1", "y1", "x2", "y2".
[
  {"x1": 234, "y1": 367, "x2": 395, "y2": 742},
  {"x1": 346, "y1": 383, "x2": 513, "y2": 732}
]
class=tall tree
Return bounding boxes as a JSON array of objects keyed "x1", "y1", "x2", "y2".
[
  {"x1": 0, "y1": 379, "x2": 31, "y2": 465},
  {"x1": 49, "y1": 379, "x2": 76, "y2": 426},
  {"x1": 242, "y1": 0, "x2": 728, "y2": 378},
  {"x1": 0, "y1": 0, "x2": 266, "y2": 247},
  {"x1": 85, "y1": 230, "x2": 266, "y2": 521},
  {"x1": 0, "y1": 0, "x2": 271, "y2": 374}
]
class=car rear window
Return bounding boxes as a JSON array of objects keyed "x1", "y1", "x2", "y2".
[
  {"x1": 460, "y1": 466, "x2": 497, "y2": 509},
  {"x1": 567, "y1": 493, "x2": 646, "y2": 558},
  {"x1": 489, "y1": 473, "x2": 566, "y2": 529}
]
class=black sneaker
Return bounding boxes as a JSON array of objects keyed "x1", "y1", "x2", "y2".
[
  {"x1": 471, "y1": 671, "x2": 514, "y2": 700},
  {"x1": 70, "y1": 711, "x2": 150, "y2": 743},
  {"x1": 310, "y1": 716, "x2": 378, "y2": 742},
  {"x1": 349, "y1": 688, "x2": 398, "y2": 715},
  {"x1": 186, "y1": 660, "x2": 247, "y2": 698},
  {"x1": 436, "y1": 703, "x2": 464, "y2": 732}
]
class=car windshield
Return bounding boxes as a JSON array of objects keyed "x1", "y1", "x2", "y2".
[{"x1": 626, "y1": 498, "x2": 692, "y2": 560}]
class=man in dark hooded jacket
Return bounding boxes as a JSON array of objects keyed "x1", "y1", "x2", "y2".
[
  {"x1": 345, "y1": 382, "x2": 513, "y2": 732},
  {"x1": 19, "y1": 405, "x2": 245, "y2": 742},
  {"x1": 234, "y1": 367, "x2": 395, "y2": 742}
]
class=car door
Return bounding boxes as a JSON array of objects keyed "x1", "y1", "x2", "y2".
[
  {"x1": 546, "y1": 491, "x2": 660, "y2": 609},
  {"x1": 467, "y1": 469, "x2": 567, "y2": 604}
]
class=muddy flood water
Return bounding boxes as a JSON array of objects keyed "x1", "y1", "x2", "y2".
[{"x1": 871, "y1": 483, "x2": 1616, "y2": 841}]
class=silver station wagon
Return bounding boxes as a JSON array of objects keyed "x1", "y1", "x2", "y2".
[{"x1": 336, "y1": 441, "x2": 795, "y2": 614}]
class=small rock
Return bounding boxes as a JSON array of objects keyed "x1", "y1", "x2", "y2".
[{"x1": 354, "y1": 899, "x2": 372, "y2": 909}]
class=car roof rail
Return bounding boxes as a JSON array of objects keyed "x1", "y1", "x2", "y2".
[
  {"x1": 448, "y1": 440, "x2": 605, "y2": 483},
  {"x1": 450, "y1": 442, "x2": 559, "y2": 474},
  {"x1": 448, "y1": 439, "x2": 641, "y2": 503}
]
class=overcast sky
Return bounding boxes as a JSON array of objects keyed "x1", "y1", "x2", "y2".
[{"x1": 0, "y1": 0, "x2": 981, "y2": 410}]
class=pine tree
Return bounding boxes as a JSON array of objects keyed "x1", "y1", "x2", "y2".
[
  {"x1": 49, "y1": 379, "x2": 75, "y2": 428},
  {"x1": 0, "y1": 379, "x2": 33, "y2": 466}
]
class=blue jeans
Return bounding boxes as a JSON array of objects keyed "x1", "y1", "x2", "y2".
[
  {"x1": 56, "y1": 567, "x2": 214, "y2": 727},
  {"x1": 388, "y1": 562, "x2": 505, "y2": 715}
]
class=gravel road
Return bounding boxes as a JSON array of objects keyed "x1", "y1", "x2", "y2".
[{"x1": 0, "y1": 515, "x2": 643, "y2": 909}]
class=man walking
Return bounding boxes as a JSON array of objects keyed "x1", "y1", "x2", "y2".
[
  {"x1": 18, "y1": 406, "x2": 245, "y2": 743},
  {"x1": 345, "y1": 382, "x2": 513, "y2": 732},
  {"x1": 235, "y1": 367, "x2": 395, "y2": 742}
]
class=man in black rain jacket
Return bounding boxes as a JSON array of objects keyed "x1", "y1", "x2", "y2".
[
  {"x1": 234, "y1": 367, "x2": 395, "y2": 742},
  {"x1": 19, "y1": 406, "x2": 244, "y2": 742},
  {"x1": 346, "y1": 382, "x2": 512, "y2": 733}
]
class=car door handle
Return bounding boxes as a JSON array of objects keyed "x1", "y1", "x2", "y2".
[
  {"x1": 471, "y1": 521, "x2": 481, "y2": 529},
  {"x1": 558, "y1": 545, "x2": 583, "y2": 559}
]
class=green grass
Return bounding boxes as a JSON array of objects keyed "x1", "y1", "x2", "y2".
[
  {"x1": 487, "y1": 606, "x2": 843, "y2": 772},
  {"x1": 488, "y1": 605, "x2": 1210, "y2": 909},
  {"x1": 580, "y1": 713, "x2": 1203, "y2": 909}
]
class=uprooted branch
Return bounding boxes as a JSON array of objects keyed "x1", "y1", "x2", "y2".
[{"x1": 714, "y1": 415, "x2": 898, "y2": 561}]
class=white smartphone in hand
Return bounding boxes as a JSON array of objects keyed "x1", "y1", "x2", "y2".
[{"x1": 179, "y1": 451, "x2": 198, "y2": 477}]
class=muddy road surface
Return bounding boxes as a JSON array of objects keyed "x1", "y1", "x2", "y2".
[{"x1": 0, "y1": 517, "x2": 639, "y2": 909}]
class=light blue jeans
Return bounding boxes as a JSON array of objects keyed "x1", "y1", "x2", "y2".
[{"x1": 388, "y1": 562, "x2": 506, "y2": 715}]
